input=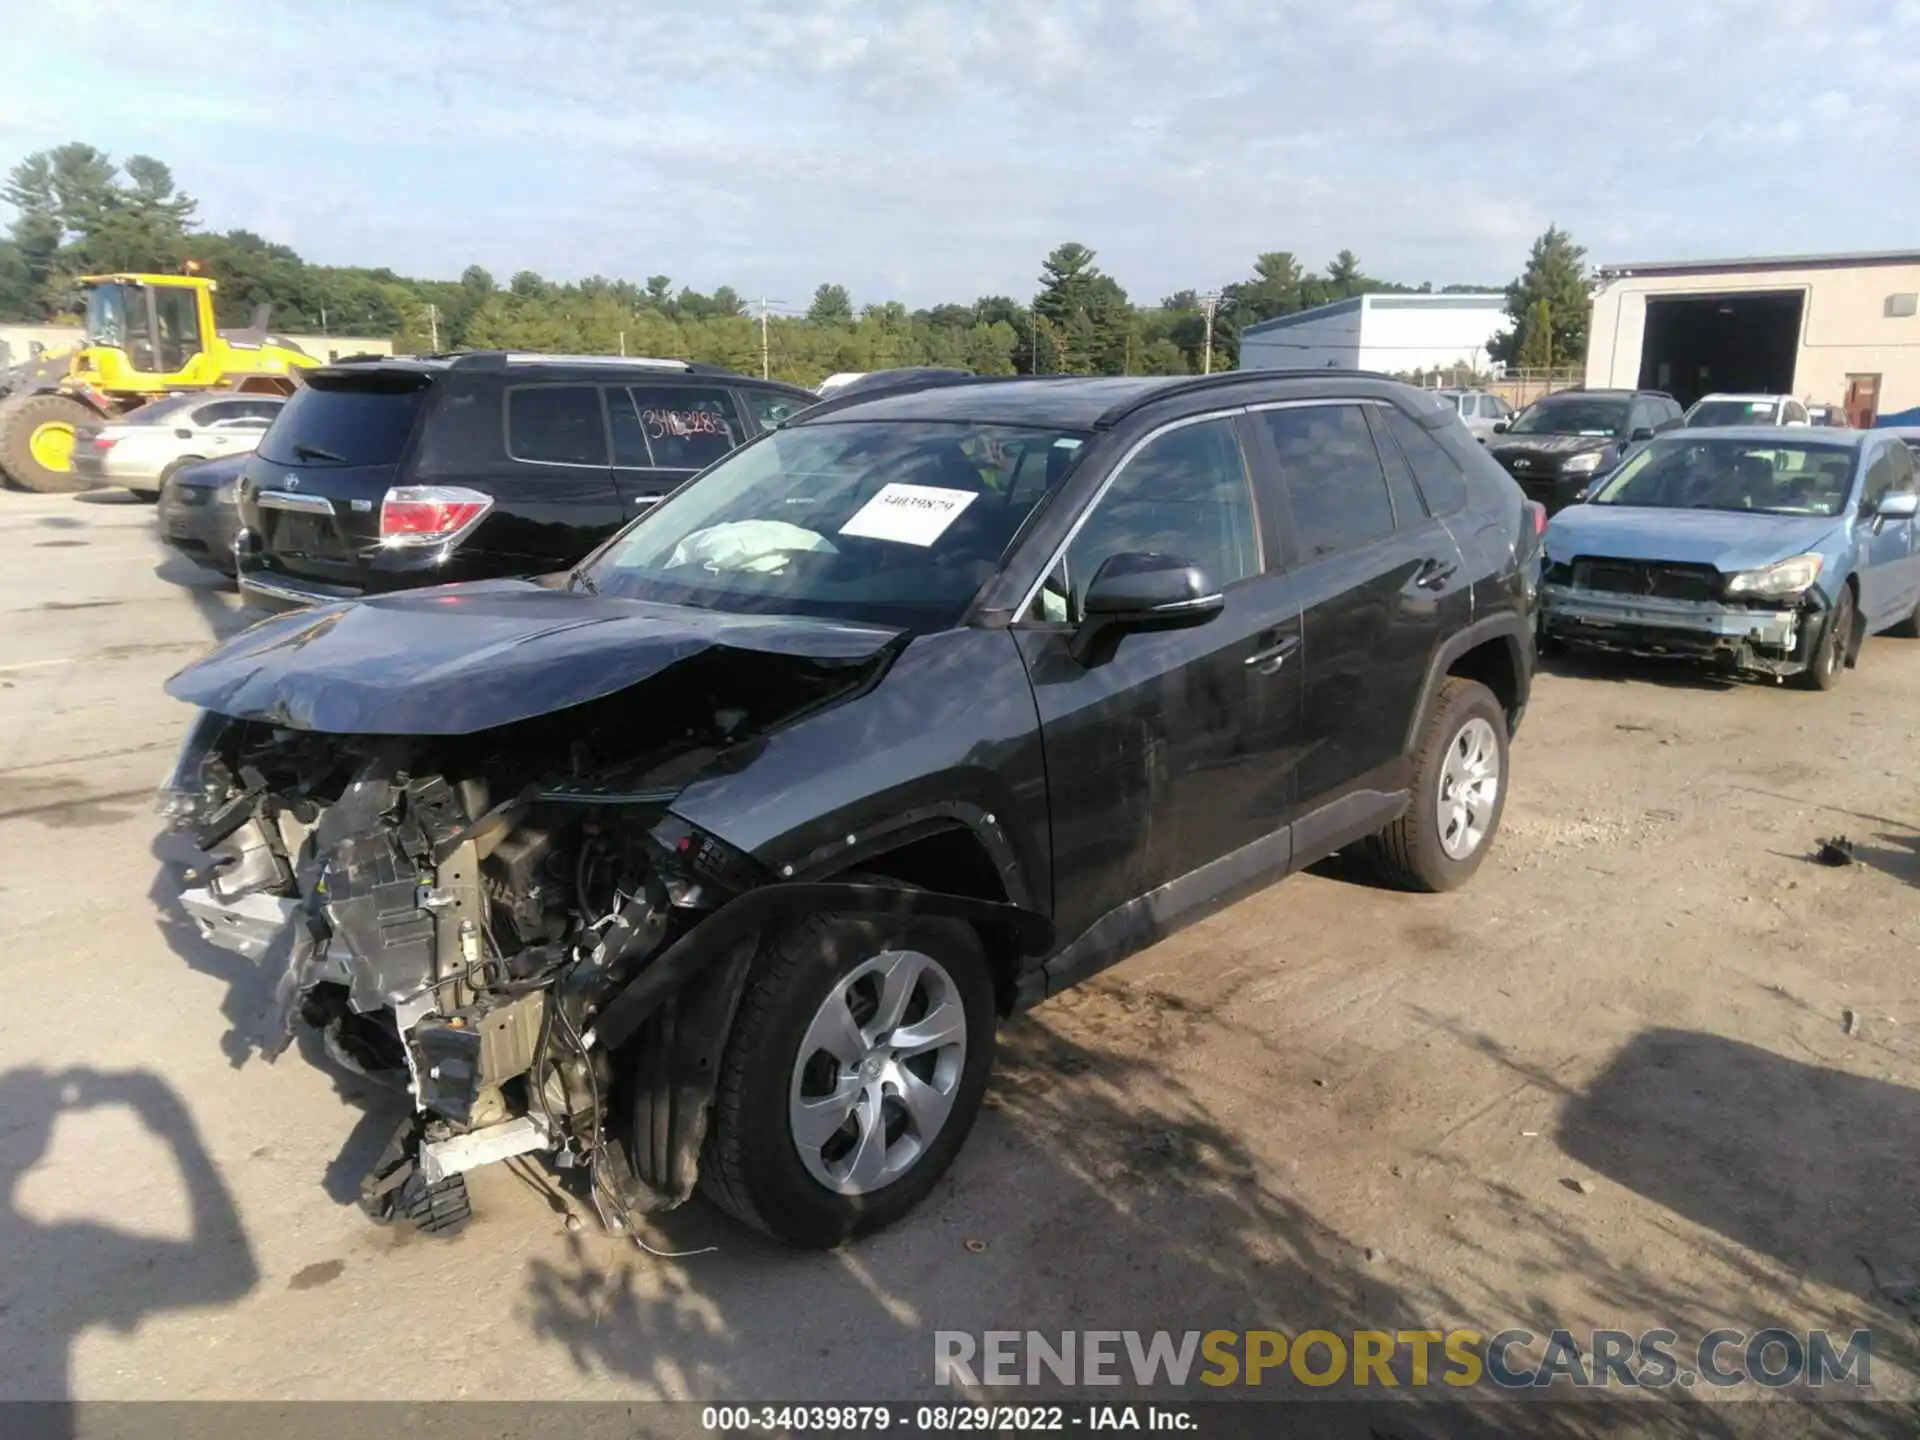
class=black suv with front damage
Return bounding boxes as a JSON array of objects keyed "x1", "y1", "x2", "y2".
[
  {"x1": 1486, "y1": 387, "x2": 1684, "y2": 514},
  {"x1": 234, "y1": 351, "x2": 815, "y2": 610},
  {"x1": 160, "y1": 372, "x2": 1538, "y2": 1248}
]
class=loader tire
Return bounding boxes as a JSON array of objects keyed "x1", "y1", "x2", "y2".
[{"x1": 0, "y1": 392, "x2": 98, "y2": 493}]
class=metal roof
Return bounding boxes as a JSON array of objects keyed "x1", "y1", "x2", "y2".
[
  {"x1": 1597, "y1": 249, "x2": 1920, "y2": 279},
  {"x1": 1239, "y1": 291, "x2": 1504, "y2": 338}
]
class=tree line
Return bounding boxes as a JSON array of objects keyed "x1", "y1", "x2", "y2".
[{"x1": 0, "y1": 142, "x2": 1593, "y2": 383}]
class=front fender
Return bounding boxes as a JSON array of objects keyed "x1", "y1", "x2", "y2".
[{"x1": 666, "y1": 628, "x2": 1054, "y2": 914}]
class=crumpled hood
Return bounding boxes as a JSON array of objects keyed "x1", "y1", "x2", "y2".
[
  {"x1": 165, "y1": 579, "x2": 903, "y2": 734},
  {"x1": 1546, "y1": 505, "x2": 1842, "y2": 573}
]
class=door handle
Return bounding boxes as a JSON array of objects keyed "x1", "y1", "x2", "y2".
[
  {"x1": 1244, "y1": 634, "x2": 1300, "y2": 675},
  {"x1": 632, "y1": 495, "x2": 659, "y2": 508},
  {"x1": 1414, "y1": 558, "x2": 1459, "y2": 589}
]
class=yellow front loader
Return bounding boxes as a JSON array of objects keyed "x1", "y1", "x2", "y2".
[{"x1": 0, "y1": 270, "x2": 319, "y2": 492}]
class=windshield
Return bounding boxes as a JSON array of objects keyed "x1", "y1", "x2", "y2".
[
  {"x1": 576, "y1": 420, "x2": 1092, "y2": 631},
  {"x1": 1686, "y1": 399, "x2": 1781, "y2": 427},
  {"x1": 1588, "y1": 437, "x2": 1856, "y2": 516},
  {"x1": 258, "y1": 379, "x2": 428, "y2": 467},
  {"x1": 1508, "y1": 396, "x2": 1629, "y2": 437}
]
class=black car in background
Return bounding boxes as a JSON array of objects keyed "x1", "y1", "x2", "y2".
[
  {"x1": 164, "y1": 369, "x2": 1539, "y2": 1247},
  {"x1": 158, "y1": 453, "x2": 248, "y2": 577},
  {"x1": 234, "y1": 352, "x2": 815, "y2": 610},
  {"x1": 1485, "y1": 387, "x2": 1684, "y2": 513}
]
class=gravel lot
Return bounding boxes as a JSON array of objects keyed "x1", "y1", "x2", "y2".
[{"x1": 1, "y1": 487, "x2": 1916, "y2": 1425}]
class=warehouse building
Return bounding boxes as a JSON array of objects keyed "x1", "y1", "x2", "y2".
[
  {"x1": 1237, "y1": 292, "x2": 1507, "y2": 376},
  {"x1": 1584, "y1": 249, "x2": 1920, "y2": 425}
]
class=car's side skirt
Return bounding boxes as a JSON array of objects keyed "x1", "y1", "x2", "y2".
[{"x1": 1019, "y1": 785, "x2": 1409, "y2": 1008}]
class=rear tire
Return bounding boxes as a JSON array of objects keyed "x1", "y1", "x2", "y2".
[
  {"x1": 699, "y1": 905, "x2": 996, "y2": 1248},
  {"x1": 1364, "y1": 677, "x2": 1509, "y2": 892},
  {"x1": 1792, "y1": 586, "x2": 1853, "y2": 691},
  {"x1": 0, "y1": 392, "x2": 99, "y2": 493}
]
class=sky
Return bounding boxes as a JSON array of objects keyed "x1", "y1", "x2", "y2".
[{"x1": 2, "y1": 0, "x2": 1916, "y2": 309}]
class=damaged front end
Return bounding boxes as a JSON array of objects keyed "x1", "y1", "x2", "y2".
[
  {"x1": 1540, "y1": 559, "x2": 1826, "y2": 678},
  {"x1": 157, "y1": 594, "x2": 904, "y2": 1236}
]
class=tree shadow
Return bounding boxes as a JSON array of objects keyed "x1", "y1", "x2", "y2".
[
  {"x1": 0, "y1": 1067, "x2": 256, "y2": 1425},
  {"x1": 513, "y1": 994, "x2": 1897, "y2": 1432},
  {"x1": 1561, "y1": 1028, "x2": 1920, "y2": 1330}
]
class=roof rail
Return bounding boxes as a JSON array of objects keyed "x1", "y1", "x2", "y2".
[
  {"x1": 444, "y1": 350, "x2": 744, "y2": 374},
  {"x1": 1090, "y1": 367, "x2": 1402, "y2": 428}
]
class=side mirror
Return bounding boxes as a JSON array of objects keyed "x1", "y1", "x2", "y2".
[
  {"x1": 1871, "y1": 492, "x2": 1918, "y2": 520},
  {"x1": 1629, "y1": 426, "x2": 1655, "y2": 442},
  {"x1": 1069, "y1": 551, "x2": 1223, "y2": 664},
  {"x1": 1491, "y1": 421, "x2": 1509, "y2": 435}
]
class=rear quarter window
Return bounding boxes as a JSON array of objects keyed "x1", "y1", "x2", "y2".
[
  {"x1": 1379, "y1": 405, "x2": 1468, "y2": 516},
  {"x1": 506, "y1": 385, "x2": 610, "y2": 467}
]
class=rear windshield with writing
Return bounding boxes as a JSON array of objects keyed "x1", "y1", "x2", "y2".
[{"x1": 258, "y1": 381, "x2": 427, "y2": 467}]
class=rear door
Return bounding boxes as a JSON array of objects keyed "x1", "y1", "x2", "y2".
[
  {"x1": 609, "y1": 384, "x2": 748, "y2": 517},
  {"x1": 188, "y1": 398, "x2": 279, "y2": 457},
  {"x1": 1248, "y1": 400, "x2": 1467, "y2": 821}
]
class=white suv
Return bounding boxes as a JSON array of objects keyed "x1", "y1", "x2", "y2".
[{"x1": 1683, "y1": 393, "x2": 1809, "y2": 428}]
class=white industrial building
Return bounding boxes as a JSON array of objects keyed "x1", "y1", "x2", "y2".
[
  {"x1": 1584, "y1": 249, "x2": 1920, "y2": 425},
  {"x1": 1237, "y1": 292, "x2": 1507, "y2": 376}
]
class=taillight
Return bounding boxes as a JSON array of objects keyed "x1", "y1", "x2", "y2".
[
  {"x1": 1526, "y1": 500, "x2": 1547, "y2": 536},
  {"x1": 379, "y1": 485, "x2": 493, "y2": 547},
  {"x1": 93, "y1": 436, "x2": 116, "y2": 452}
]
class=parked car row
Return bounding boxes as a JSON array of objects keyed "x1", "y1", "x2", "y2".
[{"x1": 134, "y1": 361, "x2": 1920, "y2": 1250}]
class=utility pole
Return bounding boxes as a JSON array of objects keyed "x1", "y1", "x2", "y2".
[
  {"x1": 618, "y1": 330, "x2": 626, "y2": 357},
  {"x1": 753, "y1": 298, "x2": 783, "y2": 380},
  {"x1": 427, "y1": 302, "x2": 440, "y2": 353},
  {"x1": 1199, "y1": 291, "x2": 1221, "y2": 375}
]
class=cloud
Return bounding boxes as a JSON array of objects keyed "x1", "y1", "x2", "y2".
[{"x1": 0, "y1": 0, "x2": 1915, "y2": 304}]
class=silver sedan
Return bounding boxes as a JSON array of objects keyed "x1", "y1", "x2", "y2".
[{"x1": 71, "y1": 393, "x2": 284, "y2": 497}]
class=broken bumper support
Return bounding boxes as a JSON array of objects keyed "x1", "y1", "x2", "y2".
[{"x1": 1541, "y1": 586, "x2": 1808, "y2": 673}]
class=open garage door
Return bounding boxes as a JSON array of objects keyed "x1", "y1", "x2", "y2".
[{"x1": 1637, "y1": 291, "x2": 1804, "y2": 408}]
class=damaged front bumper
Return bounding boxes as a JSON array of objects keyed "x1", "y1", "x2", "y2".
[{"x1": 1540, "y1": 584, "x2": 1813, "y2": 676}]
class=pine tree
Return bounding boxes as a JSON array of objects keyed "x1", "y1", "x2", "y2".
[{"x1": 1492, "y1": 226, "x2": 1590, "y2": 370}]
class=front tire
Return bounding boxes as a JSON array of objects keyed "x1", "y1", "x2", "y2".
[
  {"x1": 1364, "y1": 677, "x2": 1509, "y2": 892},
  {"x1": 1792, "y1": 585, "x2": 1853, "y2": 691},
  {"x1": 699, "y1": 906, "x2": 996, "y2": 1247},
  {"x1": 0, "y1": 392, "x2": 99, "y2": 493}
]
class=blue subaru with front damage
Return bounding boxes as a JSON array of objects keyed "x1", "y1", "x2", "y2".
[{"x1": 1541, "y1": 427, "x2": 1920, "y2": 689}]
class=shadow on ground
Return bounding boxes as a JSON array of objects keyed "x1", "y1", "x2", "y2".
[
  {"x1": 504, "y1": 997, "x2": 1906, "y2": 1433},
  {"x1": 0, "y1": 1067, "x2": 256, "y2": 1421}
]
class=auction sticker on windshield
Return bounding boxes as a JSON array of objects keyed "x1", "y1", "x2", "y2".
[{"x1": 839, "y1": 483, "x2": 979, "y2": 546}]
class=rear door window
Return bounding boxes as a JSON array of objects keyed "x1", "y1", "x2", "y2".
[
  {"x1": 506, "y1": 385, "x2": 609, "y2": 467},
  {"x1": 1258, "y1": 404, "x2": 1396, "y2": 560},
  {"x1": 258, "y1": 380, "x2": 428, "y2": 466},
  {"x1": 627, "y1": 386, "x2": 743, "y2": 470}
]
